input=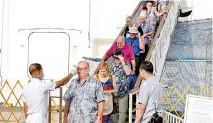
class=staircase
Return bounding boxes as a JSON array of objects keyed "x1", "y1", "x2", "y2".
[{"x1": 81, "y1": 0, "x2": 202, "y2": 122}]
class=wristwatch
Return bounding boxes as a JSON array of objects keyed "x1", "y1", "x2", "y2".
[{"x1": 97, "y1": 117, "x2": 102, "y2": 120}]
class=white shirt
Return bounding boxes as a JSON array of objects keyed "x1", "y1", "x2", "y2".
[{"x1": 22, "y1": 78, "x2": 56, "y2": 116}]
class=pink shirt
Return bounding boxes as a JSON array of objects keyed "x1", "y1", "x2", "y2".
[{"x1": 106, "y1": 44, "x2": 135, "y2": 63}]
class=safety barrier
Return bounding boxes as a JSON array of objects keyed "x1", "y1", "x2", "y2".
[
  {"x1": 0, "y1": 80, "x2": 65, "y2": 123},
  {"x1": 163, "y1": 86, "x2": 212, "y2": 118},
  {"x1": 0, "y1": 80, "x2": 24, "y2": 122},
  {"x1": 48, "y1": 87, "x2": 63, "y2": 123},
  {"x1": 128, "y1": 85, "x2": 212, "y2": 122},
  {"x1": 128, "y1": 87, "x2": 139, "y2": 123}
]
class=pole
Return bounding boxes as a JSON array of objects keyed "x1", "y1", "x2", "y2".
[
  {"x1": 59, "y1": 87, "x2": 62, "y2": 123},
  {"x1": 88, "y1": 0, "x2": 91, "y2": 49},
  {"x1": 48, "y1": 91, "x2": 51, "y2": 123}
]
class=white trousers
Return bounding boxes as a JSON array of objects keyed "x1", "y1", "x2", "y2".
[{"x1": 26, "y1": 113, "x2": 46, "y2": 123}]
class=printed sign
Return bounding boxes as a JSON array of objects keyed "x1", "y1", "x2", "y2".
[{"x1": 184, "y1": 94, "x2": 213, "y2": 123}]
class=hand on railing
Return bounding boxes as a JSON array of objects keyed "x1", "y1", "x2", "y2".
[{"x1": 129, "y1": 87, "x2": 140, "y2": 94}]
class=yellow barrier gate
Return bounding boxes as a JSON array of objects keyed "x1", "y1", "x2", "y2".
[
  {"x1": 0, "y1": 80, "x2": 65, "y2": 123},
  {"x1": 0, "y1": 80, "x2": 24, "y2": 122},
  {"x1": 163, "y1": 86, "x2": 212, "y2": 118},
  {"x1": 48, "y1": 87, "x2": 63, "y2": 123}
]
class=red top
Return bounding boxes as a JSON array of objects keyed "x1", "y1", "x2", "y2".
[{"x1": 105, "y1": 44, "x2": 135, "y2": 63}]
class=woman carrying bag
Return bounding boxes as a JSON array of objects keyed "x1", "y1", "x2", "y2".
[{"x1": 93, "y1": 61, "x2": 117, "y2": 123}]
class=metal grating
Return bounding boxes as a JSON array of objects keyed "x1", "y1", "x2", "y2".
[
  {"x1": 160, "y1": 19, "x2": 213, "y2": 113},
  {"x1": 167, "y1": 19, "x2": 212, "y2": 61}
]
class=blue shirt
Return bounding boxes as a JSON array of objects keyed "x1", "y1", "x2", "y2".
[
  {"x1": 64, "y1": 76, "x2": 104, "y2": 123},
  {"x1": 125, "y1": 37, "x2": 140, "y2": 56}
]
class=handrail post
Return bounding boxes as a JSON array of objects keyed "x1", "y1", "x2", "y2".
[
  {"x1": 136, "y1": 92, "x2": 139, "y2": 115},
  {"x1": 129, "y1": 93, "x2": 133, "y2": 123},
  {"x1": 59, "y1": 87, "x2": 63, "y2": 123},
  {"x1": 48, "y1": 91, "x2": 51, "y2": 123},
  {"x1": 48, "y1": 87, "x2": 63, "y2": 123}
]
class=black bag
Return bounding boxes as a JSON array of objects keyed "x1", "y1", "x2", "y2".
[
  {"x1": 148, "y1": 103, "x2": 163, "y2": 123},
  {"x1": 148, "y1": 113, "x2": 163, "y2": 123}
]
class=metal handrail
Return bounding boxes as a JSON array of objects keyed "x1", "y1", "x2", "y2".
[
  {"x1": 145, "y1": 0, "x2": 173, "y2": 61},
  {"x1": 134, "y1": 0, "x2": 173, "y2": 89},
  {"x1": 128, "y1": 88, "x2": 140, "y2": 123},
  {"x1": 162, "y1": 110, "x2": 184, "y2": 123},
  {"x1": 128, "y1": 1, "x2": 174, "y2": 122},
  {"x1": 93, "y1": 0, "x2": 144, "y2": 74},
  {"x1": 116, "y1": 1, "x2": 145, "y2": 37}
]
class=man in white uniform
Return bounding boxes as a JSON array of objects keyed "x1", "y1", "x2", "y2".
[{"x1": 22, "y1": 63, "x2": 76, "y2": 123}]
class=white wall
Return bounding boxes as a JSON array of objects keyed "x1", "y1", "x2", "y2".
[
  {"x1": 179, "y1": 0, "x2": 213, "y2": 21},
  {"x1": 0, "y1": 0, "x2": 91, "y2": 84},
  {"x1": 90, "y1": 0, "x2": 140, "y2": 39}
]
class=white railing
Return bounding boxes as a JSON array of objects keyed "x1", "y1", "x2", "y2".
[
  {"x1": 128, "y1": 96, "x2": 185, "y2": 123},
  {"x1": 128, "y1": 87, "x2": 140, "y2": 123},
  {"x1": 149, "y1": 1, "x2": 180, "y2": 82},
  {"x1": 162, "y1": 111, "x2": 184, "y2": 123}
]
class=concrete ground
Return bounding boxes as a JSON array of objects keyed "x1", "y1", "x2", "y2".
[
  {"x1": 0, "y1": 106, "x2": 134, "y2": 123},
  {"x1": 0, "y1": 107, "x2": 61, "y2": 123}
]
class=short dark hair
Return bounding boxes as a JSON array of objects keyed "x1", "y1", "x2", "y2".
[
  {"x1": 29, "y1": 63, "x2": 43, "y2": 75},
  {"x1": 139, "y1": 61, "x2": 153, "y2": 73},
  {"x1": 113, "y1": 49, "x2": 124, "y2": 59}
]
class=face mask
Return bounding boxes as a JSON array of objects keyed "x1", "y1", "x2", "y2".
[{"x1": 40, "y1": 74, "x2": 44, "y2": 80}]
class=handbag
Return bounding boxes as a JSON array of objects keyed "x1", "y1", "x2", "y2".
[{"x1": 148, "y1": 103, "x2": 163, "y2": 123}]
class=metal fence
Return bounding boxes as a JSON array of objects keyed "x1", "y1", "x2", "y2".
[
  {"x1": 0, "y1": 80, "x2": 65, "y2": 123},
  {"x1": 0, "y1": 80, "x2": 24, "y2": 122}
]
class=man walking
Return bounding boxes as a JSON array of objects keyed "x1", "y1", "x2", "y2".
[
  {"x1": 63, "y1": 61, "x2": 105, "y2": 123},
  {"x1": 134, "y1": 61, "x2": 163, "y2": 123}
]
